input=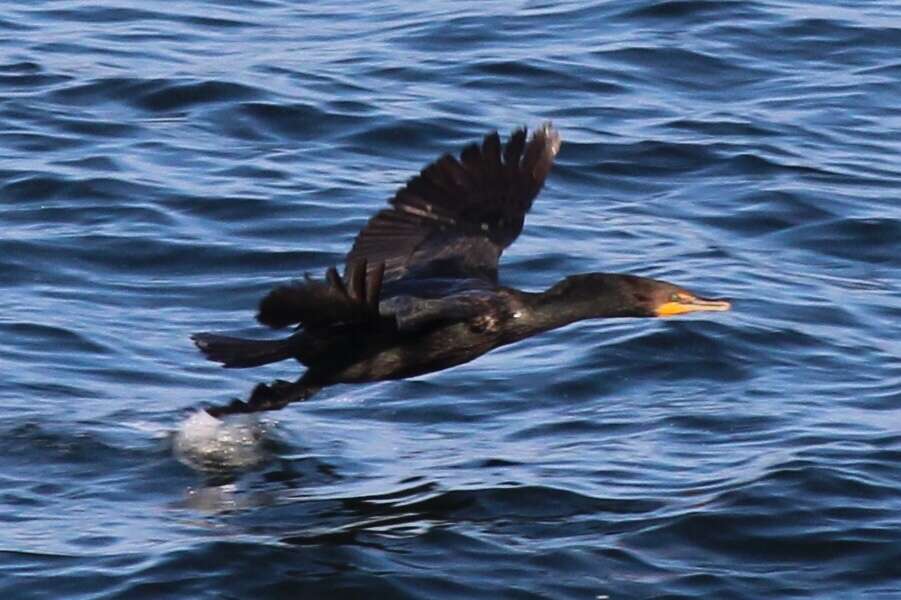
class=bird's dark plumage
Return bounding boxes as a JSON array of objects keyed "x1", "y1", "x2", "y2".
[
  {"x1": 347, "y1": 124, "x2": 560, "y2": 283},
  {"x1": 256, "y1": 260, "x2": 385, "y2": 329},
  {"x1": 193, "y1": 124, "x2": 730, "y2": 417}
]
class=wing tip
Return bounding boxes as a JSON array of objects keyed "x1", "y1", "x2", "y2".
[{"x1": 534, "y1": 121, "x2": 562, "y2": 157}]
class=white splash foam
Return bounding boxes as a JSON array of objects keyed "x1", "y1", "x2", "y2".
[{"x1": 173, "y1": 410, "x2": 269, "y2": 471}]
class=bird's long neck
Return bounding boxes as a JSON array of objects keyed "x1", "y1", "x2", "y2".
[
  {"x1": 519, "y1": 294, "x2": 592, "y2": 333},
  {"x1": 506, "y1": 276, "x2": 634, "y2": 340}
]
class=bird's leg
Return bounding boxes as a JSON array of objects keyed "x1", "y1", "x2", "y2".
[{"x1": 206, "y1": 376, "x2": 322, "y2": 417}]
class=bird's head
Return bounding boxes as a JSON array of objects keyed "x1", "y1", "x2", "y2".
[{"x1": 544, "y1": 273, "x2": 731, "y2": 318}]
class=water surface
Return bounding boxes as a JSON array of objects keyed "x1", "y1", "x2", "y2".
[{"x1": 2, "y1": 1, "x2": 900, "y2": 598}]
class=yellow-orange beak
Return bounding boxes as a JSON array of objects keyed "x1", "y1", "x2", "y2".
[{"x1": 655, "y1": 296, "x2": 732, "y2": 317}]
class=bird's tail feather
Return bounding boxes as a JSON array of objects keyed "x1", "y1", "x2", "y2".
[{"x1": 191, "y1": 333, "x2": 294, "y2": 368}]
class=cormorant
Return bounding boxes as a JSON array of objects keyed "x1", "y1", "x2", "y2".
[{"x1": 193, "y1": 124, "x2": 730, "y2": 417}]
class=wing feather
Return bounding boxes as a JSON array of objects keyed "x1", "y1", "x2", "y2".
[
  {"x1": 347, "y1": 123, "x2": 561, "y2": 282},
  {"x1": 257, "y1": 259, "x2": 384, "y2": 330}
]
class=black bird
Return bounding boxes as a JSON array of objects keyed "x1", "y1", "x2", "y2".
[{"x1": 193, "y1": 124, "x2": 730, "y2": 417}]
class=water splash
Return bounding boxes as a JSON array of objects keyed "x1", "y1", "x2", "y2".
[{"x1": 173, "y1": 410, "x2": 269, "y2": 471}]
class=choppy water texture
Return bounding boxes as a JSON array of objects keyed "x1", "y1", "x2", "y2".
[{"x1": 2, "y1": 1, "x2": 900, "y2": 598}]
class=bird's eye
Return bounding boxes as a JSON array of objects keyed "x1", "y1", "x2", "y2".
[{"x1": 670, "y1": 293, "x2": 681, "y2": 302}]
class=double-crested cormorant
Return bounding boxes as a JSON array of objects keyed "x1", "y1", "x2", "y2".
[{"x1": 193, "y1": 124, "x2": 730, "y2": 417}]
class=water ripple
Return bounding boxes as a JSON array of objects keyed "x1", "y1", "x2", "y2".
[{"x1": 1, "y1": 0, "x2": 900, "y2": 598}]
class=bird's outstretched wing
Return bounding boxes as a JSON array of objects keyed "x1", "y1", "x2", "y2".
[{"x1": 347, "y1": 123, "x2": 561, "y2": 283}]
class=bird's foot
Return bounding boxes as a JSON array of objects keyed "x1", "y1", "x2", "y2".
[{"x1": 205, "y1": 379, "x2": 302, "y2": 417}]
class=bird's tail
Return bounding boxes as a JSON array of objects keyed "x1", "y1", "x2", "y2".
[{"x1": 191, "y1": 333, "x2": 294, "y2": 368}]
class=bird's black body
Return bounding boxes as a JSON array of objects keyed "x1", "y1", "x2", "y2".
[{"x1": 193, "y1": 125, "x2": 730, "y2": 417}]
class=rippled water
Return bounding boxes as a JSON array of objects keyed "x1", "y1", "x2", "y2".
[{"x1": 2, "y1": 1, "x2": 900, "y2": 598}]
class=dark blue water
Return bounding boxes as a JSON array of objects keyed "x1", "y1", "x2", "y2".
[{"x1": 2, "y1": 1, "x2": 900, "y2": 598}]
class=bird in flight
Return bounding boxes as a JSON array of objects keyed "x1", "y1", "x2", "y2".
[{"x1": 193, "y1": 124, "x2": 730, "y2": 417}]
